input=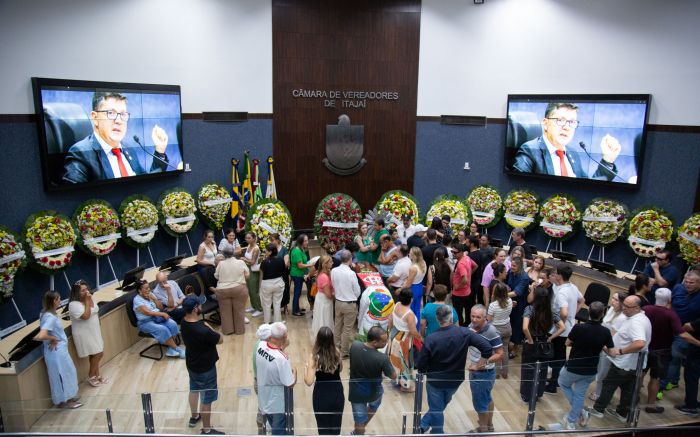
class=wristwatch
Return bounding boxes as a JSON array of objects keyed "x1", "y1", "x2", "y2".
[{"x1": 618, "y1": 348, "x2": 624, "y2": 355}]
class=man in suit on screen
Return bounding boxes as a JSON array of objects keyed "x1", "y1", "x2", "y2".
[
  {"x1": 512, "y1": 102, "x2": 621, "y2": 181},
  {"x1": 62, "y1": 92, "x2": 170, "y2": 184}
]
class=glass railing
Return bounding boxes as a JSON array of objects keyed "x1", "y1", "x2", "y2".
[{"x1": 1, "y1": 348, "x2": 690, "y2": 435}]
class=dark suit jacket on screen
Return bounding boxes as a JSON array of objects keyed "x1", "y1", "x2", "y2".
[
  {"x1": 512, "y1": 136, "x2": 617, "y2": 181},
  {"x1": 62, "y1": 134, "x2": 167, "y2": 184}
]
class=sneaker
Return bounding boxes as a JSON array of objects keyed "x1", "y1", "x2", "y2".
[
  {"x1": 664, "y1": 382, "x2": 679, "y2": 391},
  {"x1": 188, "y1": 414, "x2": 202, "y2": 427},
  {"x1": 562, "y1": 415, "x2": 576, "y2": 430},
  {"x1": 645, "y1": 405, "x2": 664, "y2": 414},
  {"x1": 578, "y1": 409, "x2": 590, "y2": 428},
  {"x1": 201, "y1": 428, "x2": 225, "y2": 435},
  {"x1": 177, "y1": 347, "x2": 186, "y2": 359},
  {"x1": 657, "y1": 390, "x2": 664, "y2": 401},
  {"x1": 166, "y1": 347, "x2": 181, "y2": 358},
  {"x1": 674, "y1": 404, "x2": 699, "y2": 416},
  {"x1": 244, "y1": 317, "x2": 250, "y2": 324},
  {"x1": 544, "y1": 385, "x2": 558, "y2": 394},
  {"x1": 245, "y1": 307, "x2": 255, "y2": 313},
  {"x1": 605, "y1": 407, "x2": 627, "y2": 423},
  {"x1": 586, "y1": 407, "x2": 604, "y2": 418},
  {"x1": 251, "y1": 310, "x2": 263, "y2": 317}
]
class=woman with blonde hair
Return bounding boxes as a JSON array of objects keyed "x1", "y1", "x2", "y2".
[
  {"x1": 526, "y1": 255, "x2": 546, "y2": 283},
  {"x1": 487, "y1": 282, "x2": 513, "y2": 378},
  {"x1": 404, "y1": 246, "x2": 427, "y2": 330},
  {"x1": 312, "y1": 255, "x2": 335, "y2": 336},
  {"x1": 304, "y1": 327, "x2": 344, "y2": 434},
  {"x1": 35, "y1": 291, "x2": 81, "y2": 408},
  {"x1": 68, "y1": 280, "x2": 107, "y2": 387},
  {"x1": 388, "y1": 288, "x2": 422, "y2": 392}
]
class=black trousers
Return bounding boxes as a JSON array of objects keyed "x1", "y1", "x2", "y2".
[
  {"x1": 593, "y1": 363, "x2": 637, "y2": 417},
  {"x1": 520, "y1": 343, "x2": 549, "y2": 401},
  {"x1": 452, "y1": 295, "x2": 472, "y2": 326},
  {"x1": 547, "y1": 336, "x2": 567, "y2": 388}
]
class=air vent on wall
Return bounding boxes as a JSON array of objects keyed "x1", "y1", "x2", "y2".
[
  {"x1": 202, "y1": 112, "x2": 248, "y2": 122},
  {"x1": 440, "y1": 115, "x2": 487, "y2": 126}
]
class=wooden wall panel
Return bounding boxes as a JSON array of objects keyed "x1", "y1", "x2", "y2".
[{"x1": 272, "y1": 0, "x2": 421, "y2": 229}]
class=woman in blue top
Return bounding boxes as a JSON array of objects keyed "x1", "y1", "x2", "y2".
[
  {"x1": 132, "y1": 280, "x2": 184, "y2": 358},
  {"x1": 34, "y1": 290, "x2": 81, "y2": 409},
  {"x1": 420, "y1": 284, "x2": 458, "y2": 337}
]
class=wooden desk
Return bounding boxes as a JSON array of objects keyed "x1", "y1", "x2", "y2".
[{"x1": 0, "y1": 257, "x2": 196, "y2": 431}]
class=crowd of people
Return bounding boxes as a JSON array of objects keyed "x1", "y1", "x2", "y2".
[{"x1": 33, "y1": 215, "x2": 700, "y2": 435}]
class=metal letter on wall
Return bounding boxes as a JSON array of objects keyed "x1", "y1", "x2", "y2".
[{"x1": 323, "y1": 114, "x2": 366, "y2": 176}]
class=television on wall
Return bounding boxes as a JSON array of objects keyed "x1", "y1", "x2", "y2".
[
  {"x1": 504, "y1": 94, "x2": 651, "y2": 188},
  {"x1": 31, "y1": 77, "x2": 184, "y2": 191}
]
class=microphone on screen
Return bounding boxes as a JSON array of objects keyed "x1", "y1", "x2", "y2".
[
  {"x1": 578, "y1": 141, "x2": 626, "y2": 183},
  {"x1": 133, "y1": 135, "x2": 178, "y2": 171}
]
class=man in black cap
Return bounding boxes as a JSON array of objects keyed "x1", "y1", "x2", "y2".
[
  {"x1": 396, "y1": 214, "x2": 416, "y2": 244},
  {"x1": 181, "y1": 296, "x2": 224, "y2": 435}
]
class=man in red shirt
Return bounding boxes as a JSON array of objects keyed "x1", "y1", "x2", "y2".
[
  {"x1": 642, "y1": 287, "x2": 700, "y2": 413},
  {"x1": 451, "y1": 243, "x2": 477, "y2": 326}
]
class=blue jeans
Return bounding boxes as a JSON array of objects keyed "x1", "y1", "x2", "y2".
[
  {"x1": 683, "y1": 345, "x2": 700, "y2": 408},
  {"x1": 292, "y1": 275, "x2": 304, "y2": 314},
  {"x1": 420, "y1": 384, "x2": 459, "y2": 434},
  {"x1": 266, "y1": 413, "x2": 287, "y2": 435},
  {"x1": 558, "y1": 367, "x2": 595, "y2": 423},
  {"x1": 662, "y1": 335, "x2": 690, "y2": 386}
]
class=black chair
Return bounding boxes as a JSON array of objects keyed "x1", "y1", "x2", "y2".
[
  {"x1": 125, "y1": 292, "x2": 165, "y2": 361},
  {"x1": 575, "y1": 282, "x2": 611, "y2": 323},
  {"x1": 178, "y1": 273, "x2": 220, "y2": 325}
]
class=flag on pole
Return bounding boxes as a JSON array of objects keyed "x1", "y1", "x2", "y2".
[
  {"x1": 252, "y1": 158, "x2": 263, "y2": 203},
  {"x1": 241, "y1": 151, "x2": 254, "y2": 208},
  {"x1": 230, "y1": 158, "x2": 241, "y2": 220},
  {"x1": 265, "y1": 156, "x2": 277, "y2": 199}
]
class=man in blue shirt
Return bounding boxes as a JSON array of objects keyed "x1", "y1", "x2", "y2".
[
  {"x1": 663, "y1": 269, "x2": 700, "y2": 390},
  {"x1": 415, "y1": 305, "x2": 493, "y2": 434},
  {"x1": 643, "y1": 250, "x2": 680, "y2": 304}
]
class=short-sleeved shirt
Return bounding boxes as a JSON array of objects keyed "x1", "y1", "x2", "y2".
[
  {"x1": 487, "y1": 299, "x2": 513, "y2": 326},
  {"x1": 467, "y1": 322, "x2": 502, "y2": 370},
  {"x1": 290, "y1": 247, "x2": 308, "y2": 277},
  {"x1": 671, "y1": 284, "x2": 700, "y2": 324},
  {"x1": 348, "y1": 340, "x2": 394, "y2": 403},
  {"x1": 390, "y1": 257, "x2": 411, "y2": 288},
  {"x1": 642, "y1": 304, "x2": 684, "y2": 351},
  {"x1": 152, "y1": 280, "x2": 185, "y2": 308},
  {"x1": 39, "y1": 312, "x2": 67, "y2": 349},
  {"x1": 565, "y1": 321, "x2": 614, "y2": 375},
  {"x1": 422, "y1": 243, "x2": 442, "y2": 268},
  {"x1": 133, "y1": 295, "x2": 157, "y2": 324},
  {"x1": 553, "y1": 282, "x2": 583, "y2": 337},
  {"x1": 523, "y1": 305, "x2": 562, "y2": 335},
  {"x1": 181, "y1": 319, "x2": 220, "y2": 373},
  {"x1": 261, "y1": 257, "x2": 286, "y2": 280},
  {"x1": 421, "y1": 303, "x2": 458, "y2": 337},
  {"x1": 256, "y1": 341, "x2": 295, "y2": 414},
  {"x1": 643, "y1": 263, "x2": 680, "y2": 303},
  {"x1": 452, "y1": 256, "x2": 475, "y2": 297},
  {"x1": 316, "y1": 272, "x2": 333, "y2": 296},
  {"x1": 610, "y1": 311, "x2": 652, "y2": 371},
  {"x1": 371, "y1": 229, "x2": 389, "y2": 264}
]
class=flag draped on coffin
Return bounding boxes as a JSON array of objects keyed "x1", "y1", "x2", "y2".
[
  {"x1": 252, "y1": 158, "x2": 263, "y2": 203},
  {"x1": 241, "y1": 151, "x2": 253, "y2": 208},
  {"x1": 265, "y1": 156, "x2": 277, "y2": 199},
  {"x1": 230, "y1": 158, "x2": 241, "y2": 220}
]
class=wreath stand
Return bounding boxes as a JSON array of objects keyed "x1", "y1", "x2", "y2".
[
  {"x1": 95, "y1": 256, "x2": 119, "y2": 289},
  {"x1": 587, "y1": 245, "x2": 607, "y2": 262},
  {"x1": 49, "y1": 270, "x2": 73, "y2": 305},
  {"x1": 174, "y1": 234, "x2": 194, "y2": 257},
  {"x1": 135, "y1": 246, "x2": 157, "y2": 269},
  {"x1": 545, "y1": 239, "x2": 564, "y2": 253},
  {"x1": 0, "y1": 297, "x2": 27, "y2": 337},
  {"x1": 629, "y1": 257, "x2": 647, "y2": 274}
]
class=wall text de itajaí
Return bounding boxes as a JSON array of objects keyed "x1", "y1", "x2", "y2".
[{"x1": 291, "y1": 89, "x2": 400, "y2": 108}]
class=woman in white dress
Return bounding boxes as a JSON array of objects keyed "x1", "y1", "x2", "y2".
[
  {"x1": 311, "y1": 255, "x2": 334, "y2": 336},
  {"x1": 68, "y1": 280, "x2": 107, "y2": 387}
]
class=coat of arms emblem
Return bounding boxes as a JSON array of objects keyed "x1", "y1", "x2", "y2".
[{"x1": 323, "y1": 114, "x2": 365, "y2": 176}]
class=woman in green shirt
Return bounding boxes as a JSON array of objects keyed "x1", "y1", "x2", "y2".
[
  {"x1": 370, "y1": 218, "x2": 389, "y2": 265},
  {"x1": 354, "y1": 222, "x2": 372, "y2": 264},
  {"x1": 290, "y1": 233, "x2": 315, "y2": 316}
]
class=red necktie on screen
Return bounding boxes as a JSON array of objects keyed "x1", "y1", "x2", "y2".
[
  {"x1": 555, "y1": 150, "x2": 569, "y2": 177},
  {"x1": 111, "y1": 148, "x2": 129, "y2": 177}
]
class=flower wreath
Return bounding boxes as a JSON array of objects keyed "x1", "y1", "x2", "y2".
[
  {"x1": 466, "y1": 185, "x2": 503, "y2": 228},
  {"x1": 678, "y1": 214, "x2": 700, "y2": 265},
  {"x1": 424, "y1": 195, "x2": 469, "y2": 229},
  {"x1": 314, "y1": 193, "x2": 362, "y2": 254},
  {"x1": 73, "y1": 199, "x2": 121, "y2": 257},
  {"x1": 159, "y1": 188, "x2": 198, "y2": 237},
  {"x1": 119, "y1": 195, "x2": 159, "y2": 248},
  {"x1": 23, "y1": 211, "x2": 76, "y2": 274},
  {"x1": 246, "y1": 199, "x2": 294, "y2": 247},
  {"x1": 503, "y1": 189, "x2": 540, "y2": 231},
  {"x1": 0, "y1": 226, "x2": 26, "y2": 303},
  {"x1": 627, "y1": 207, "x2": 674, "y2": 258},
  {"x1": 582, "y1": 198, "x2": 629, "y2": 246},
  {"x1": 539, "y1": 194, "x2": 581, "y2": 240},
  {"x1": 197, "y1": 183, "x2": 232, "y2": 231},
  {"x1": 375, "y1": 190, "x2": 420, "y2": 229}
]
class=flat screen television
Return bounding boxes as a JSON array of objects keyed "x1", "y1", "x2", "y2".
[
  {"x1": 504, "y1": 94, "x2": 651, "y2": 188},
  {"x1": 32, "y1": 77, "x2": 183, "y2": 191}
]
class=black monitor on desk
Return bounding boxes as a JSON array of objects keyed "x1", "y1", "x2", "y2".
[
  {"x1": 117, "y1": 264, "x2": 147, "y2": 291},
  {"x1": 551, "y1": 250, "x2": 578, "y2": 263},
  {"x1": 588, "y1": 259, "x2": 618, "y2": 275},
  {"x1": 160, "y1": 254, "x2": 186, "y2": 272},
  {"x1": 490, "y1": 238, "x2": 503, "y2": 248}
]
